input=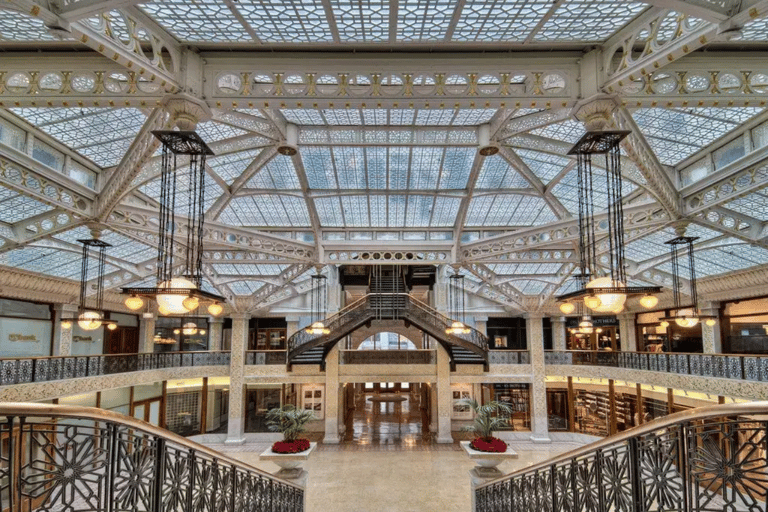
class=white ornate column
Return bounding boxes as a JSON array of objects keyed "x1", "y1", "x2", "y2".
[
  {"x1": 286, "y1": 315, "x2": 300, "y2": 338},
  {"x1": 323, "y1": 345, "x2": 340, "y2": 444},
  {"x1": 526, "y1": 314, "x2": 550, "y2": 443},
  {"x1": 618, "y1": 313, "x2": 637, "y2": 352},
  {"x1": 326, "y1": 265, "x2": 341, "y2": 314},
  {"x1": 208, "y1": 317, "x2": 224, "y2": 351},
  {"x1": 701, "y1": 302, "x2": 721, "y2": 354},
  {"x1": 436, "y1": 343, "x2": 453, "y2": 443},
  {"x1": 138, "y1": 313, "x2": 156, "y2": 354},
  {"x1": 53, "y1": 303, "x2": 78, "y2": 356},
  {"x1": 551, "y1": 317, "x2": 567, "y2": 351},
  {"x1": 225, "y1": 313, "x2": 249, "y2": 445},
  {"x1": 474, "y1": 316, "x2": 488, "y2": 337}
]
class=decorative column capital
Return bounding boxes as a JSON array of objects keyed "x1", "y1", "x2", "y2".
[
  {"x1": 572, "y1": 97, "x2": 619, "y2": 131},
  {"x1": 229, "y1": 313, "x2": 251, "y2": 321},
  {"x1": 54, "y1": 303, "x2": 79, "y2": 315},
  {"x1": 550, "y1": 316, "x2": 566, "y2": 324},
  {"x1": 162, "y1": 93, "x2": 212, "y2": 130}
]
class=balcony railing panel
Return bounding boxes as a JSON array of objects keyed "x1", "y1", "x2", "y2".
[
  {"x1": 545, "y1": 350, "x2": 768, "y2": 381},
  {"x1": 245, "y1": 350, "x2": 287, "y2": 365},
  {"x1": 0, "y1": 351, "x2": 231, "y2": 386},
  {"x1": 488, "y1": 350, "x2": 530, "y2": 364},
  {"x1": 0, "y1": 403, "x2": 303, "y2": 512},
  {"x1": 476, "y1": 402, "x2": 768, "y2": 512},
  {"x1": 339, "y1": 350, "x2": 436, "y2": 365}
]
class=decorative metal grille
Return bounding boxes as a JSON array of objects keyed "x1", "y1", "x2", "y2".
[{"x1": 0, "y1": 408, "x2": 303, "y2": 512}]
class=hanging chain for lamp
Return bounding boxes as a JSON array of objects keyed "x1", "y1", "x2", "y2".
[
  {"x1": 557, "y1": 131, "x2": 660, "y2": 314},
  {"x1": 306, "y1": 273, "x2": 329, "y2": 335},
  {"x1": 121, "y1": 131, "x2": 226, "y2": 316},
  {"x1": 662, "y1": 235, "x2": 713, "y2": 328},
  {"x1": 446, "y1": 272, "x2": 470, "y2": 335},
  {"x1": 61, "y1": 238, "x2": 116, "y2": 331}
]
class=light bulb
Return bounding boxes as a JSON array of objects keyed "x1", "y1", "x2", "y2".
[
  {"x1": 156, "y1": 277, "x2": 197, "y2": 315},
  {"x1": 124, "y1": 295, "x2": 144, "y2": 311},
  {"x1": 182, "y1": 296, "x2": 199, "y2": 312},
  {"x1": 584, "y1": 295, "x2": 602, "y2": 310},
  {"x1": 199, "y1": 329, "x2": 206, "y2": 335},
  {"x1": 173, "y1": 329, "x2": 180, "y2": 335},
  {"x1": 639, "y1": 294, "x2": 658, "y2": 309},
  {"x1": 107, "y1": 323, "x2": 117, "y2": 331},
  {"x1": 77, "y1": 311, "x2": 102, "y2": 331},
  {"x1": 596, "y1": 328, "x2": 603, "y2": 334},
  {"x1": 705, "y1": 318, "x2": 716, "y2": 327},
  {"x1": 585, "y1": 277, "x2": 626, "y2": 313},
  {"x1": 208, "y1": 302, "x2": 223, "y2": 316},
  {"x1": 559, "y1": 302, "x2": 575, "y2": 314},
  {"x1": 61, "y1": 320, "x2": 72, "y2": 329}
]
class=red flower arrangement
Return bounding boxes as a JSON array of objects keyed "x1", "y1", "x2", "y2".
[
  {"x1": 470, "y1": 437, "x2": 508, "y2": 453},
  {"x1": 271, "y1": 438, "x2": 310, "y2": 454}
]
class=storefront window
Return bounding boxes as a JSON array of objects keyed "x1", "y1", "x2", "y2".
[
  {"x1": 153, "y1": 317, "x2": 210, "y2": 352},
  {"x1": 165, "y1": 379, "x2": 203, "y2": 437},
  {"x1": 723, "y1": 298, "x2": 768, "y2": 354},
  {"x1": 483, "y1": 383, "x2": 530, "y2": 431},
  {"x1": 244, "y1": 386, "x2": 282, "y2": 432}
]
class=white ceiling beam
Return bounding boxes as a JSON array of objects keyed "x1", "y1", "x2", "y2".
[
  {"x1": 453, "y1": 143, "x2": 485, "y2": 245},
  {"x1": 639, "y1": 0, "x2": 733, "y2": 23},
  {"x1": 56, "y1": 0, "x2": 144, "y2": 21}
]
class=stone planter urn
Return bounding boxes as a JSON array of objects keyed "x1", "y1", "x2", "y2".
[
  {"x1": 460, "y1": 441, "x2": 518, "y2": 477},
  {"x1": 260, "y1": 442, "x2": 317, "y2": 475}
]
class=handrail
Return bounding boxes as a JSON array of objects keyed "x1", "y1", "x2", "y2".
[
  {"x1": 0, "y1": 402, "x2": 304, "y2": 511},
  {"x1": 475, "y1": 401, "x2": 768, "y2": 512}
]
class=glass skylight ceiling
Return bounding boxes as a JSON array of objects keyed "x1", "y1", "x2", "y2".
[
  {"x1": 631, "y1": 107, "x2": 764, "y2": 166},
  {"x1": 129, "y1": 1, "x2": 655, "y2": 46},
  {"x1": 282, "y1": 109, "x2": 497, "y2": 127},
  {"x1": 11, "y1": 108, "x2": 147, "y2": 168}
]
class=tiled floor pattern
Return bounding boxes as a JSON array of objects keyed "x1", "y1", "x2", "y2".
[{"x1": 212, "y1": 393, "x2": 581, "y2": 512}]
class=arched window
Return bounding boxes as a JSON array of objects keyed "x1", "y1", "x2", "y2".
[{"x1": 358, "y1": 332, "x2": 417, "y2": 350}]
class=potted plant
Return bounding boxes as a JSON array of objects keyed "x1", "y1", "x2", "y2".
[
  {"x1": 266, "y1": 404, "x2": 315, "y2": 453},
  {"x1": 259, "y1": 405, "x2": 317, "y2": 472},
  {"x1": 459, "y1": 399, "x2": 519, "y2": 472}
]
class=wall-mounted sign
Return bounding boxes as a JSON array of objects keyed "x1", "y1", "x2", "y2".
[
  {"x1": 8, "y1": 333, "x2": 38, "y2": 342},
  {"x1": 73, "y1": 335, "x2": 94, "y2": 343}
]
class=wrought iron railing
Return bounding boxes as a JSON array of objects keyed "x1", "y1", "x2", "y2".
[
  {"x1": 0, "y1": 351, "x2": 230, "y2": 386},
  {"x1": 245, "y1": 350, "x2": 288, "y2": 365},
  {"x1": 545, "y1": 350, "x2": 768, "y2": 381},
  {"x1": 286, "y1": 293, "x2": 488, "y2": 358},
  {"x1": 0, "y1": 403, "x2": 303, "y2": 512},
  {"x1": 488, "y1": 350, "x2": 530, "y2": 364},
  {"x1": 475, "y1": 401, "x2": 768, "y2": 512},
  {"x1": 339, "y1": 349, "x2": 436, "y2": 365}
]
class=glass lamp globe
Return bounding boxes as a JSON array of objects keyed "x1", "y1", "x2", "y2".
[
  {"x1": 61, "y1": 320, "x2": 72, "y2": 329},
  {"x1": 585, "y1": 277, "x2": 626, "y2": 313},
  {"x1": 705, "y1": 318, "x2": 716, "y2": 327},
  {"x1": 559, "y1": 302, "x2": 575, "y2": 314},
  {"x1": 124, "y1": 295, "x2": 144, "y2": 311},
  {"x1": 675, "y1": 316, "x2": 699, "y2": 328},
  {"x1": 157, "y1": 277, "x2": 197, "y2": 315},
  {"x1": 182, "y1": 322, "x2": 198, "y2": 335},
  {"x1": 639, "y1": 294, "x2": 658, "y2": 309},
  {"x1": 660, "y1": 321, "x2": 669, "y2": 328},
  {"x1": 78, "y1": 311, "x2": 102, "y2": 331},
  {"x1": 583, "y1": 295, "x2": 602, "y2": 310},
  {"x1": 173, "y1": 329, "x2": 180, "y2": 335},
  {"x1": 182, "y1": 296, "x2": 199, "y2": 312},
  {"x1": 306, "y1": 321, "x2": 330, "y2": 335},
  {"x1": 208, "y1": 302, "x2": 223, "y2": 316},
  {"x1": 578, "y1": 318, "x2": 594, "y2": 334},
  {"x1": 107, "y1": 323, "x2": 117, "y2": 331}
]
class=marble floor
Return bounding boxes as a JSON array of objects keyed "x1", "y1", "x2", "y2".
[{"x1": 213, "y1": 392, "x2": 581, "y2": 512}]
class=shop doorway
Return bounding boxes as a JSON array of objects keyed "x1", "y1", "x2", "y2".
[{"x1": 343, "y1": 382, "x2": 432, "y2": 446}]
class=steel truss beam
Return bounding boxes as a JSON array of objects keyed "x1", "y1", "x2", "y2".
[
  {"x1": 601, "y1": 1, "x2": 768, "y2": 94},
  {"x1": 54, "y1": 0, "x2": 145, "y2": 21},
  {"x1": 461, "y1": 203, "x2": 669, "y2": 261},
  {"x1": 683, "y1": 153, "x2": 768, "y2": 216},
  {"x1": 2, "y1": 0, "x2": 181, "y2": 91},
  {"x1": 109, "y1": 204, "x2": 316, "y2": 262}
]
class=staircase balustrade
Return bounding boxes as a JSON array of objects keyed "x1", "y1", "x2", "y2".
[
  {"x1": 475, "y1": 401, "x2": 768, "y2": 512},
  {"x1": 0, "y1": 403, "x2": 304, "y2": 512}
]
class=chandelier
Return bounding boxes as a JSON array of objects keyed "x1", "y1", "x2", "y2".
[
  {"x1": 660, "y1": 233, "x2": 715, "y2": 328},
  {"x1": 61, "y1": 238, "x2": 117, "y2": 332},
  {"x1": 121, "y1": 131, "x2": 225, "y2": 317},
  {"x1": 305, "y1": 272, "x2": 330, "y2": 335},
  {"x1": 556, "y1": 131, "x2": 660, "y2": 318},
  {"x1": 446, "y1": 272, "x2": 471, "y2": 336}
]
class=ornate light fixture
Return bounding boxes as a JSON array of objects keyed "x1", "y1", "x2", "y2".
[
  {"x1": 182, "y1": 322, "x2": 199, "y2": 335},
  {"x1": 121, "y1": 131, "x2": 225, "y2": 315},
  {"x1": 556, "y1": 131, "x2": 660, "y2": 314},
  {"x1": 305, "y1": 272, "x2": 330, "y2": 335},
  {"x1": 660, "y1": 234, "x2": 715, "y2": 329},
  {"x1": 62, "y1": 238, "x2": 117, "y2": 332},
  {"x1": 446, "y1": 273, "x2": 471, "y2": 336}
]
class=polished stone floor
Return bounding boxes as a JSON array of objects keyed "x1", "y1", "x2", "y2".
[{"x1": 214, "y1": 392, "x2": 581, "y2": 512}]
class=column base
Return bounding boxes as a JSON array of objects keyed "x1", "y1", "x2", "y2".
[
  {"x1": 529, "y1": 434, "x2": 552, "y2": 444},
  {"x1": 322, "y1": 433, "x2": 340, "y2": 444},
  {"x1": 436, "y1": 434, "x2": 454, "y2": 444},
  {"x1": 224, "y1": 436, "x2": 246, "y2": 446}
]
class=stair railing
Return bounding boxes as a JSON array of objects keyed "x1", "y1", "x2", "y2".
[
  {"x1": 407, "y1": 294, "x2": 488, "y2": 352},
  {"x1": 0, "y1": 403, "x2": 304, "y2": 512},
  {"x1": 287, "y1": 294, "x2": 371, "y2": 354},
  {"x1": 475, "y1": 401, "x2": 768, "y2": 512}
]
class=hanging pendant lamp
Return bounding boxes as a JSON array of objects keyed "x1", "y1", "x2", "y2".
[{"x1": 61, "y1": 237, "x2": 117, "y2": 331}]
